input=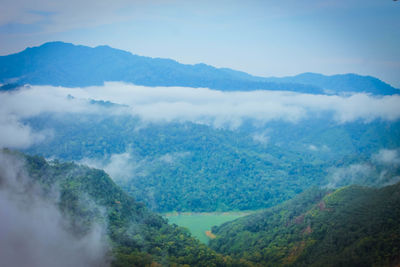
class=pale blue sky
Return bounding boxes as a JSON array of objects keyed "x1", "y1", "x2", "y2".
[{"x1": 1, "y1": 0, "x2": 399, "y2": 87}]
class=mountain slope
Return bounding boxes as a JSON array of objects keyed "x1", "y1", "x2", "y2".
[
  {"x1": 0, "y1": 149, "x2": 237, "y2": 266},
  {"x1": 209, "y1": 183, "x2": 400, "y2": 266},
  {"x1": 1, "y1": 41, "x2": 398, "y2": 95}
]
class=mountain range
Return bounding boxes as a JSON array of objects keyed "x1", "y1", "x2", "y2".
[{"x1": 0, "y1": 41, "x2": 398, "y2": 95}]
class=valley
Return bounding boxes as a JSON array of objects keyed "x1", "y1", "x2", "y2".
[{"x1": 1, "y1": 41, "x2": 399, "y2": 266}]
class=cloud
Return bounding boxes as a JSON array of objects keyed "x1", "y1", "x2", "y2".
[
  {"x1": 308, "y1": 144, "x2": 318, "y2": 151},
  {"x1": 306, "y1": 144, "x2": 330, "y2": 152},
  {"x1": 0, "y1": 151, "x2": 110, "y2": 267},
  {"x1": 0, "y1": 115, "x2": 47, "y2": 149},
  {"x1": 0, "y1": 0, "x2": 381, "y2": 35},
  {"x1": 158, "y1": 151, "x2": 191, "y2": 164},
  {"x1": 77, "y1": 83, "x2": 400, "y2": 125},
  {"x1": 382, "y1": 176, "x2": 400, "y2": 187},
  {"x1": 252, "y1": 131, "x2": 270, "y2": 144},
  {"x1": 372, "y1": 149, "x2": 400, "y2": 166},
  {"x1": 1, "y1": 83, "x2": 400, "y2": 148},
  {"x1": 0, "y1": 85, "x2": 119, "y2": 149},
  {"x1": 326, "y1": 163, "x2": 374, "y2": 188},
  {"x1": 326, "y1": 148, "x2": 400, "y2": 188},
  {"x1": 80, "y1": 152, "x2": 138, "y2": 182},
  {"x1": 52, "y1": 82, "x2": 400, "y2": 124},
  {"x1": 0, "y1": 0, "x2": 151, "y2": 33},
  {"x1": 80, "y1": 151, "x2": 191, "y2": 184},
  {"x1": 0, "y1": 85, "x2": 104, "y2": 118}
]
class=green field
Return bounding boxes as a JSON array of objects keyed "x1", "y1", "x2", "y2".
[{"x1": 165, "y1": 212, "x2": 252, "y2": 244}]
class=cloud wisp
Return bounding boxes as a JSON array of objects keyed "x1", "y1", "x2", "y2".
[
  {"x1": 372, "y1": 148, "x2": 400, "y2": 166},
  {"x1": 326, "y1": 148, "x2": 400, "y2": 188},
  {"x1": 80, "y1": 152, "x2": 139, "y2": 182}
]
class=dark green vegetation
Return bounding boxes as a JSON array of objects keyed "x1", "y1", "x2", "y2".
[
  {"x1": 26, "y1": 114, "x2": 323, "y2": 212},
  {"x1": 0, "y1": 42, "x2": 398, "y2": 94},
  {"x1": 24, "y1": 112, "x2": 400, "y2": 212},
  {"x1": 3, "y1": 150, "x2": 239, "y2": 266},
  {"x1": 210, "y1": 184, "x2": 400, "y2": 266}
]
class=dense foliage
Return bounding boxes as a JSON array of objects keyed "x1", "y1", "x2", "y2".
[
  {"x1": 5, "y1": 149, "x2": 400, "y2": 266},
  {"x1": 24, "y1": 113, "x2": 329, "y2": 212},
  {"x1": 210, "y1": 183, "x2": 400, "y2": 266},
  {"x1": 24, "y1": 112, "x2": 400, "y2": 212},
  {"x1": 5, "y1": 150, "x2": 239, "y2": 266}
]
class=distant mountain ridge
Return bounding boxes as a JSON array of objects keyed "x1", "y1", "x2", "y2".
[
  {"x1": 266, "y1": 72, "x2": 399, "y2": 95},
  {"x1": 0, "y1": 41, "x2": 398, "y2": 95}
]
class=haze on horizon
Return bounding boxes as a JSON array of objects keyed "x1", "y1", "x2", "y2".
[{"x1": 0, "y1": 0, "x2": 399, "y2": 87}]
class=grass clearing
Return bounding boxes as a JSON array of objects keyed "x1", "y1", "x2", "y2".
[{"x1": 165, "y1": 212, "x2": 253, "y2": 244}]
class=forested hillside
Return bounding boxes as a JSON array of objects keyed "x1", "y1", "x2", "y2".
[
  {"x1": 3, "y1": 148, "x2": 399, "y2": 266},
  {"x1": 210, "y1": 183, "x2": 400, "y2": 266},
  {"x1": 0, "y1": 149, "x2": 237, "y2": 266},
  {"x1": 24, "y1": 113, "x2": 400, "y2": 212}
]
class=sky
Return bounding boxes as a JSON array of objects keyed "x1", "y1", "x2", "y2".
[{"x1": 0, "y1": 0, "x2": 399, "y2": 87}]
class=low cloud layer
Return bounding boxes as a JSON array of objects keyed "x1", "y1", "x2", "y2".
[
  {"x1": 0, "y1": 152, "x2": 110, "y2": 267},
  {"x1": 79, "y1": 82, "x2": 400, "y2": 125},
  {"x1": 1, "y1": 82, "x2": 400, "y2": 149}
]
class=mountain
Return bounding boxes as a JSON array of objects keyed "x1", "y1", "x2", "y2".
[
  {"x1": 0, "y1": 42, "x2": 319, "y2": 93},
  {"x1": 0, "y1": 41, "x2": 398, "y2": 95},
  {"x1": 209, "y1": 183, "x2": 400, "y2": 266},
  {"x1": 0, "y1": 149, "x2": 237, "y2": 266}
]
